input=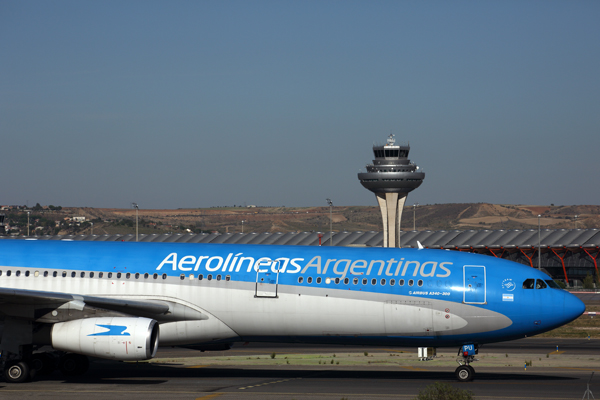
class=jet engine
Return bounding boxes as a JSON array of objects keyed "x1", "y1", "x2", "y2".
[{"x1": 51, "y1": 317, "x2": 159, "y2": 361}]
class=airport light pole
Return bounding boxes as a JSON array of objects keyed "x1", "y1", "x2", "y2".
[
  {"x1": 326, "y1": 198, "x2": 333, "y2": 246},
  {"x1": 90, "y1": 222, "x2": 94, "y2": 235},
  {"x1": 132, "y1": 203, "x2": 139, "y2": 242},
  {"x1": 575, "y1": 215, "x2": 579, "y2": 229},
  {"x1": 241, "y1": 220, "x2": 246, "y2": 233},
  {"x1": 413, "y1": 203, "x2": 419, "y2": 231},
  {"x1": 538, "y1": 215, "x2": 541, "y2": 270},
  {"x1": 26, "y1": 211, "x2": 30, "y2": 236}
]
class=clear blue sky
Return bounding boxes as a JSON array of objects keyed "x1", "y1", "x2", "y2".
[{"x1": 2, "y1": 1, "x2": 599, "y2": 209}]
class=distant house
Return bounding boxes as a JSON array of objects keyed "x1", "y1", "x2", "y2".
[{"x1": 72, "y1": 217, "x2": 86, "y2": 223}]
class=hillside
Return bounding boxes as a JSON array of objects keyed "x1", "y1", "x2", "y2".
[{"x1": 3, "y1": 203, "x2": 599, "y2": 237}]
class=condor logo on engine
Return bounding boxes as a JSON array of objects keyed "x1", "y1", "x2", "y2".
[{"x1": 88, "y1": 324, "x2": 131, "y2": 336}]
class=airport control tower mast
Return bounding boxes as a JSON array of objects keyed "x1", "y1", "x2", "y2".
[{"x1": 358, "y1": 134, "x2": 425, "y2": 247}]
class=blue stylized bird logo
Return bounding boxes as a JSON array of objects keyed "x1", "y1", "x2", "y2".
[{"x1": 88, "y1": 325, "x2": 131, "y2": 336}]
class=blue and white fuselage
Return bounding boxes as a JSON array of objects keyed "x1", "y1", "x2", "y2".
[{"x1": 0, "y1": 239, "x2": 584, "y2": 352}]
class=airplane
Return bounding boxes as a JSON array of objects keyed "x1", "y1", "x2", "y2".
[{"x1": 0, "y1": 238, "x2": 585, "y2": 383}]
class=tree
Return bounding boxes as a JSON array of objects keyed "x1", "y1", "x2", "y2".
[{"x1": 583, "y1": 273, "x2": 595, "y2": 290}]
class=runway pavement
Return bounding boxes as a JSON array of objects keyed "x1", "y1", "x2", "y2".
[{"x1": 1, "y1": 339, "x2": 599, "y2": 400}]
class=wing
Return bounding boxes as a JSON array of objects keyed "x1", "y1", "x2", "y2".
[{"x1": 0, "y1": 287, "x2": 188, "y2": 321}]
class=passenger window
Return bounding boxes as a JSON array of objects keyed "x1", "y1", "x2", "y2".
[
  {"x1": 99, "y1": 272, "x2": 103, "y2": 278},
  {"x1": 180, "y1": 274, "x2": 185, "y2": 280},
  {"x1": 53, "y1": 271, "x2": 57, "y2": 277},
  {"x1": 71, "y1": 272, "x2": 76, "y2": 278},
  {"x1": 198, "y1": 274, "x2": 203, "y2": 281},
  {"x1": 399, "y1": 279, "x2": 405, "y2": 286},
  {"x1": 90, "y1": 272, "x2": 94, "y2": 278},
  {"x1": 126, "y1": 273, "x2": 131, "y2": 279},
  {"x1": 371, "y1": 278, "x2": 377, "y2": 285},
  {"x1": 381, "y1": 279, "x2": 386, "y2": 286},
  {"x1": 335, "y1": 278, "x2": 340, "y2": 285},
  {"x1": 153, "y1": 273, "x2": 158, "y2": 279},
  {"x1": 298, "y1": 276, "x2": 303, "y2": 283},
  {"x1": 390, "y1": 279, "x2": 395, "y2": 286},
  {"x1": 108, "y1": 272, "x2": 113, "y2": 278},
  {"x1": 216, "y1": 275, "x2": 222, "y2": 281},
  {"x1": 226, "y1": 275, "x2": 231, "y2": 281},
  {"x1": 144, "y1": 273, "x2": 149, "y2": 279},
  {"x1": 207, "y1": 274, "x2": 212, "y2": 281},
  {"x1": 408, "y1": 279, "x2": 414, "y2": 286},
  {"x1": 43, "y1": 271, "x2": 48, "y2": 277},
  {"x1": 62, "y1": 271, "x2": 67, "y2": 278},
  {"x1": 80, "y1": 272, "x2": 85, "y2": 278},
  {"x1": 536, "y1": 279, "x2": 547, "y2": 289},
  {"x1": 307, "y1": 277, "x2": 313, "y2": 284},
  {"x1": 117, "y1": 273, "x2": 122, "y2": 279},
  {"x1": 135, "y1": 273, "x2": 140, "y2": 279},
  {"x1": 522, "y1": 278, "x2": 535, "y2": 289},
  {"x1": 344, "y1": 278, "x2": 349, "y2": 285},
  {"x1": 162, "y1": 273, "x2": 167, "y2": 280},
  {"x1": 316, "y1": 277, "x2": 322, "y2": 284},
  {"x1": 353, "y1": 277, "x2": 358, "y2": 285},
  {"x1": 362, "y1": 278, "x2": 368, "y2": 285}
]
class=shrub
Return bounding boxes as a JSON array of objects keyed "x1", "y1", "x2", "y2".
[{"x1": 414, "y1": 382, "x2": 474, "y2": 400}]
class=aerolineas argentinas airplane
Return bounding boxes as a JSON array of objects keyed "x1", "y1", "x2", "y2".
[{"x1": 0, "y1": 239, "x2": 584, "y2": 383}]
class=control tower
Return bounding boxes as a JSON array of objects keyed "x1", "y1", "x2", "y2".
[{"x1": 358, "y1": 134, "x2": 425, "y2": 247}]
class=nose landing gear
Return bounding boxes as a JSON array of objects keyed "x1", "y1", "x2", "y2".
[{"x1": 455, "y1": 344, "x2": 478, "y2": 382}]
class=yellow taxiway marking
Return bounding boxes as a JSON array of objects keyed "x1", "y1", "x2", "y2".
[
  {"x1": 548, "y1": 350, "x2": 565, "y2": 355},
  {"x1": 195, "y1": 394, "x2": 223, "y2": 400},
  {"x1": 187, "y1": 365, "x2": 209, "y2": 368},
  {"x1": 239, "y1": 377, "x2": 301, "y2": 390}
]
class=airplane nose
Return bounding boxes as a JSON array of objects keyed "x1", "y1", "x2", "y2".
[{"x1": 564, "y1": 292, "x2": 586, "y2": 323}]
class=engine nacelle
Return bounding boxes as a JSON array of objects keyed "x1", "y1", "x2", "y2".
[{"x1": 51, "y1": 317, "x2": 159, "y2": 361}]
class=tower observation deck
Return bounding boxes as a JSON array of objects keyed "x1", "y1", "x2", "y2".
[{"x1": 358, "y1": 134, "x2": 425, "y2": 247}]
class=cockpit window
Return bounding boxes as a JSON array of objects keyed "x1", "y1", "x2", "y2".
[
  {"x1": 522, "y1": 279, "x2": 535, "y2": 289},
  {"x1": 536, "y1": 279, "x2": 547, "y2": 289},
  {"x1": 545, "y1": 279, "x2": 562, "y2": 289}
]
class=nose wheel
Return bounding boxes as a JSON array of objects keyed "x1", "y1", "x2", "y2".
[
  {"x1": 456, "y1": 344, "x2": 478, "y2": 382},
  {"x1": 455, "y1": 364, "x2": 475, "y2": 382}
]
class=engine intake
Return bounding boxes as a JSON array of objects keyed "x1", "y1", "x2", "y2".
[{"x1": 51, "y1": 317, "x2": 159, "y2": 361}]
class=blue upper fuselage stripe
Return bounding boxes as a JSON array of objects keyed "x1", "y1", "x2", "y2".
[{"x1": 0, "y1": 239, "x2": 572, "y2": 322}]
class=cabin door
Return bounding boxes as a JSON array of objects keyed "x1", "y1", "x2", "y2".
[
  {"x1": 463, "y1": 265, "x2": 486, "y2": 304},
  {"x1": 255, "y1": 259, "x2": 280, "y2": 298}
]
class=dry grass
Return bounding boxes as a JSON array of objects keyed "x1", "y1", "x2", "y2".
[{"x1": 538, "y1": 305, "x2": 600, "y2": 338}]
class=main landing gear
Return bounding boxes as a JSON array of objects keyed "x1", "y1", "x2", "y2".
[
  {"x1": 455, "y1": 344, "x2": 478, "y2": 382},
  {"x1": 2, "y1": 352, "x2": 89, "y2": 383}
]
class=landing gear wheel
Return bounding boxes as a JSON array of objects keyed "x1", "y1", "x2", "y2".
[
  {"x1": 3, "y1": 360, "x2": 31, "y2": 383},
  {"x1": 59, "y1": 354, "x2": 89, "y2": 377},
  {"x1": 31, "y1": 353, "x2": 56, "y2": 376},
  {"x1": 455, "y1": 365, "x2": 475, "y2": 382}
]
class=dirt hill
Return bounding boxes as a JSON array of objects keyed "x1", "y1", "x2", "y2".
[{"x1": 6, "y1": 203, "x2": 597, "y2": 237}]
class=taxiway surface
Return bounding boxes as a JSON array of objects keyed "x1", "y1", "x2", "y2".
[{"x1": 0, "y1": 339, "x2": 598, "y2": 400}]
